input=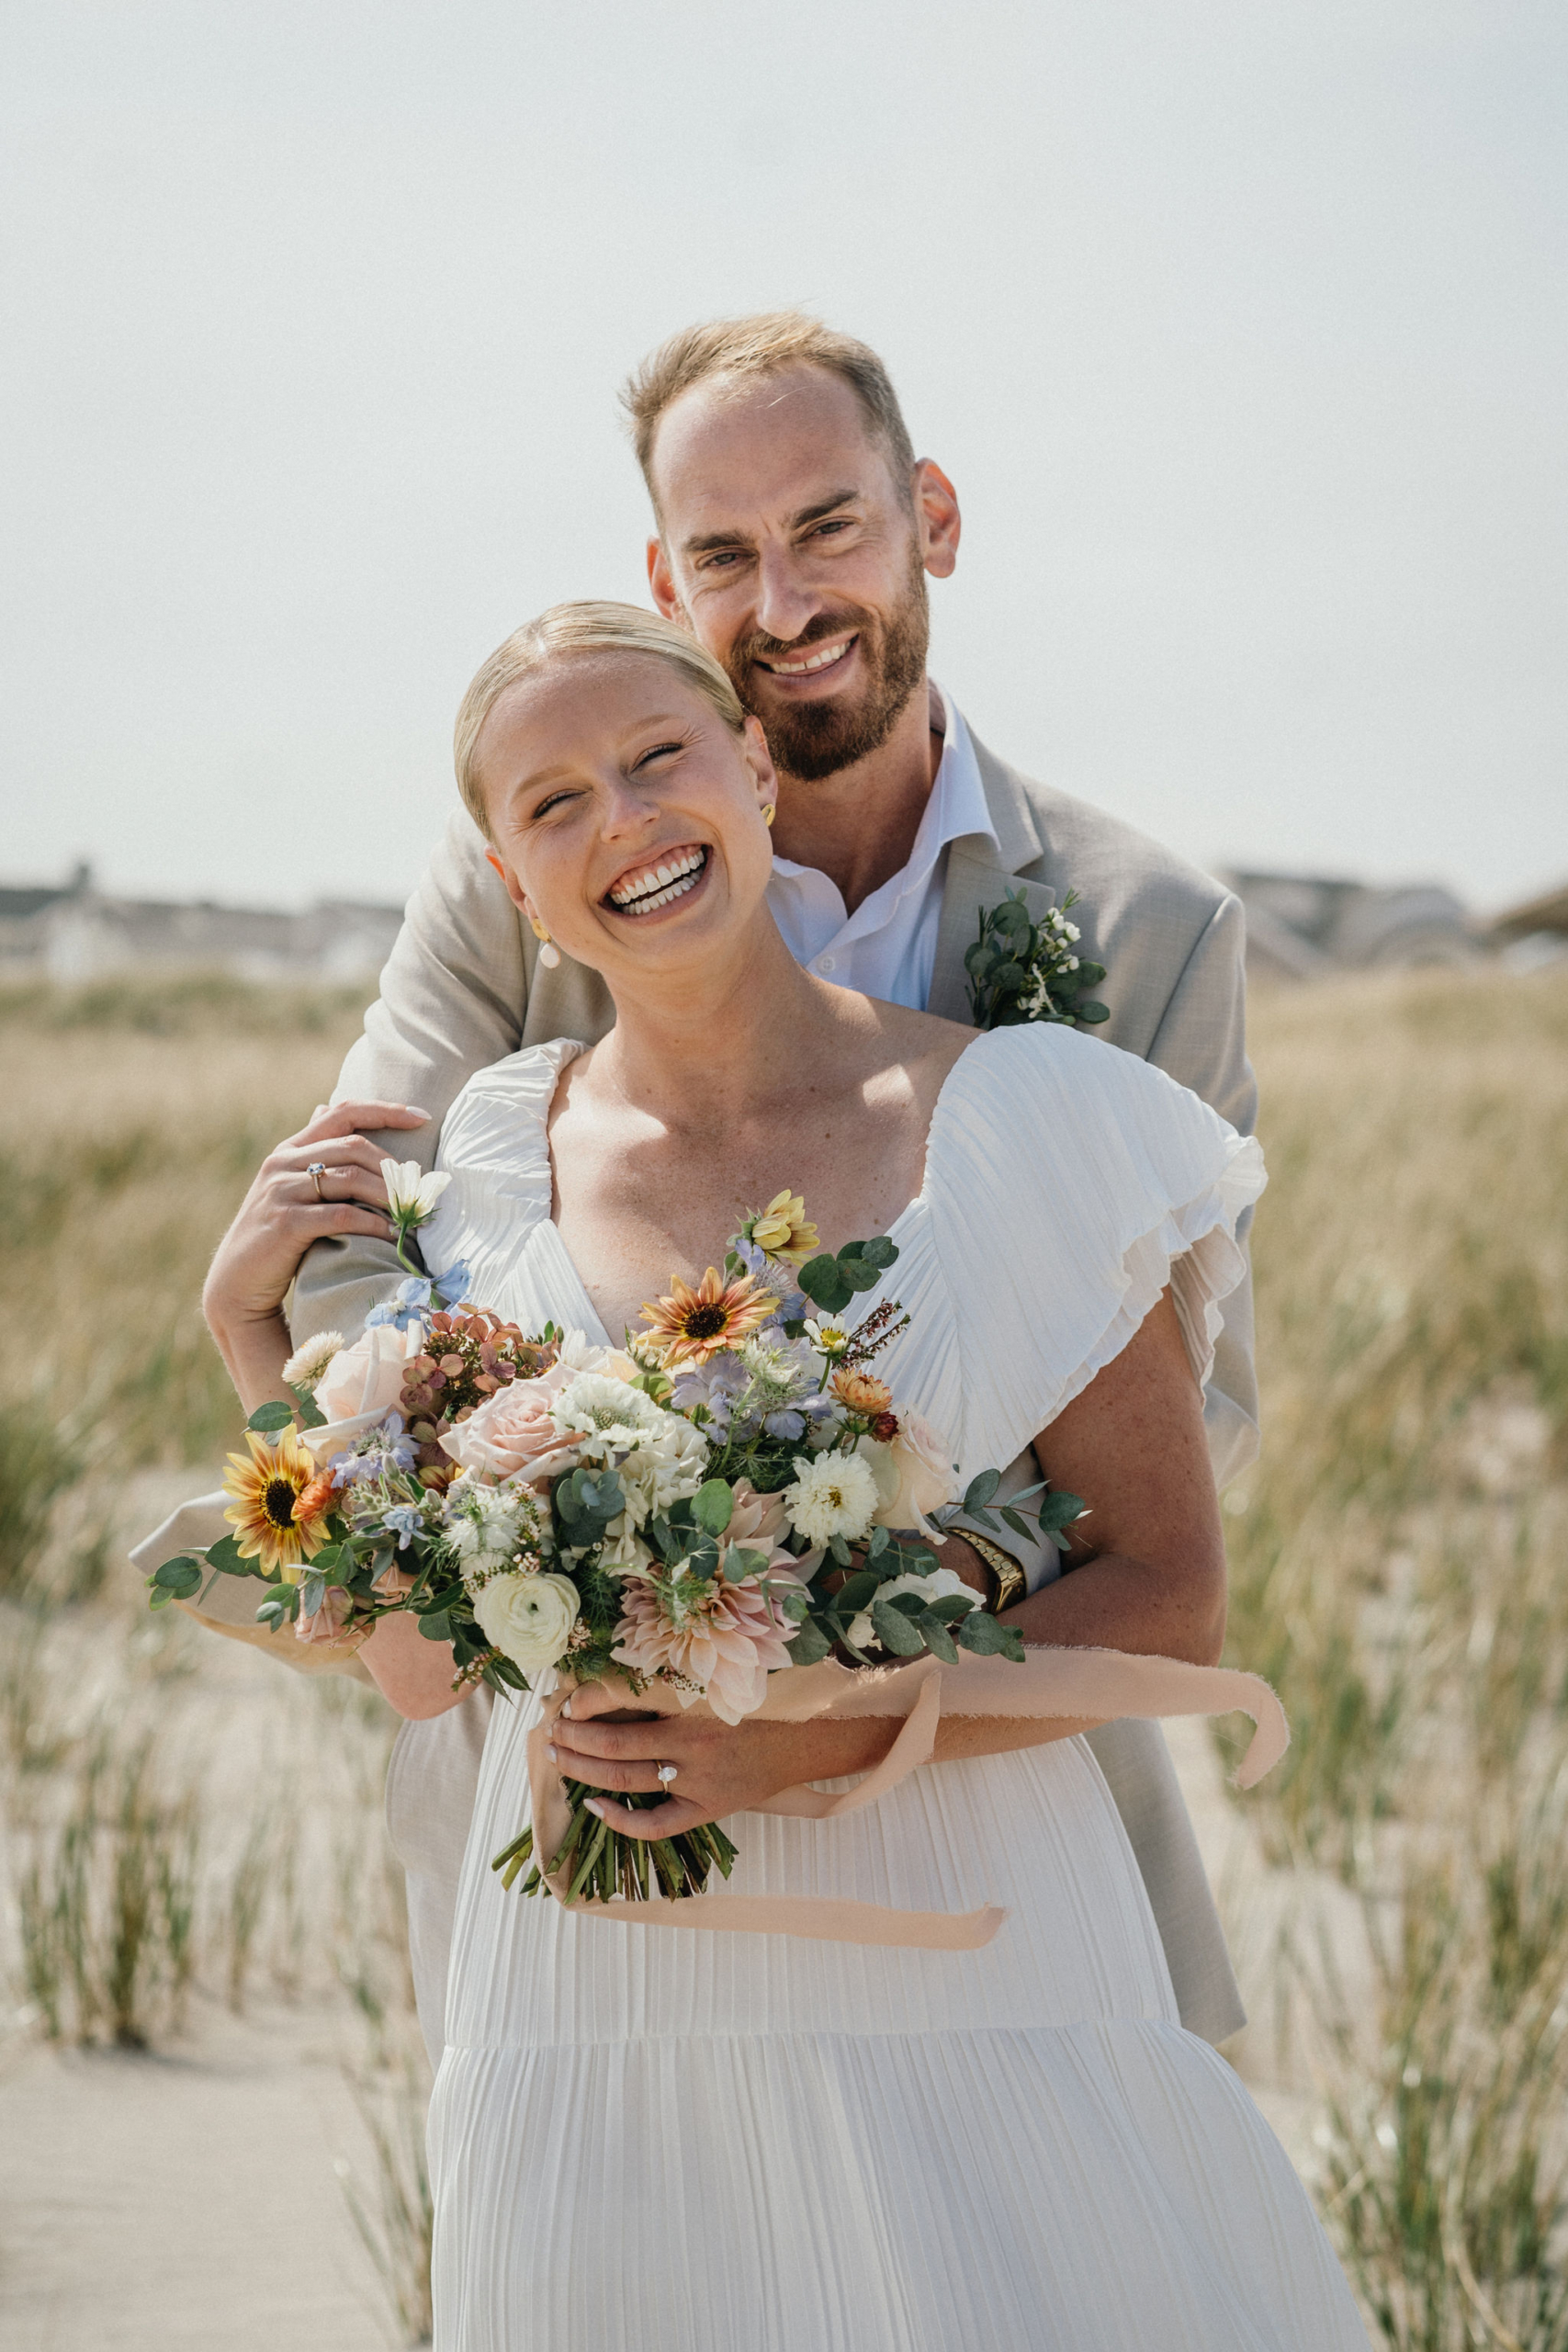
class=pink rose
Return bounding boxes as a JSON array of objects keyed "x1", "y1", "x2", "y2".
[
  {"x1": 860, "y1": 1408, "x2": 959, "y2": 1539},
  {"x1": 314, "y1": 1322, "x2": 423, "y2": 1425},
  {"x1": 440, "y1": 1360, "x2": 582, "y2": 1486}
]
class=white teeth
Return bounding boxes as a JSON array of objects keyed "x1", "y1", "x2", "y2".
[
  {"x1": 771, "y1": 639, "x2": 852, "y2": 676},
  {"x1": 608, "y1": 847, "x2": 707, "y2": 912}
]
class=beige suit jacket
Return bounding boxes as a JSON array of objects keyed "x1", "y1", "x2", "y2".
[{"x1": 276, "y1": 726, "x2": 1258, "y2": 2055}]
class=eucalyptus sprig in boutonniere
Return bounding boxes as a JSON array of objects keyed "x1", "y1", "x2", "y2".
[{"x1": 965, "y1": 888, "x2": 1110, "y2": 1032}]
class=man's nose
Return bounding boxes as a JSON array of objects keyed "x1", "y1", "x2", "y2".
[{"x1": 752, "y1": 547, "x2": 822, "y2": 650}]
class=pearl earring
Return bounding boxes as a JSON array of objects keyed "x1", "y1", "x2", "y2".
[
  {"x1": 761, "y1": 802, "x2": 776, "y2": 828},
  {"x1": 529, "y1": 916, "x2": 561, "y2": 970}
]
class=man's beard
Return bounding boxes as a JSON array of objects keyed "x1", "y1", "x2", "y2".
[{"x1": 724, "y1": 546, "x2": 930, "y2": 784}]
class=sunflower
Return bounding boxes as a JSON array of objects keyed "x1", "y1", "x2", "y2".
[
  {"x1": 221, "y1": 1423, "x2": 336, "y2": 1581},
  {"x1": 637, "y1": 1266, "x2": 775, "y2": 1368},
  {"x1": 746, "y1": 1190, "x2": 820, "y2": 1266}
]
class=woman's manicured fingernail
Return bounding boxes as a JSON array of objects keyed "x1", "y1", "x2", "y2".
[
  {"x1": 545, "y1": 1744, "x2": 557, "y2": 1762},
  {"x1": 561, "y1": 1699, "x2": 572, "y2": 1718},
  {"x1": 404, "y1": 1105, "x2": 430, "y2": 1119},
  {"x1": 584, "y1": 1799, "x2": 605, "y2": 1819}
]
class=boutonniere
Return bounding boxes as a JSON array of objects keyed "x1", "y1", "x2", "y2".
[{"x1": 965, "y1": 888, "x2": 1109, "y2": 1032}]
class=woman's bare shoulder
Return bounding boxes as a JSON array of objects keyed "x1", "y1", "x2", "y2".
[{"x1": 843, "y1": 992, "x2": 977, "y2": 1081}]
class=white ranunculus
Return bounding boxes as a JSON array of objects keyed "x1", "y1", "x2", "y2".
[
  {"x1": 472, "y1": 1569, "x2": 580, "y2": 1673},
  {"x1": 379, "y1": 1159, "x2": 452, "y2": 1226},
  {"x1": 783, "y1": 1449, "x2": 881, "y2": 1548},
  {"x1": 846, "y1": 1566, "x2": 979, "y2": 1653}
]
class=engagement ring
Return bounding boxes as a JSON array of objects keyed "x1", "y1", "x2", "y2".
[
  {"x1": 656, "y1": 1762, "x2": 678, "y2": 1786},
  {"x1": 307, "y1": 1161, "x2": 328, "y2": 1200}
]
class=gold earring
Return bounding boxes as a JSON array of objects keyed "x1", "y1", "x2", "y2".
[
  {"x1": 761, "y1": 802, "x2": 776, "y2": 828},
  {"x1": 529, "y1": 915, "x2": 561, "y2": 970}
]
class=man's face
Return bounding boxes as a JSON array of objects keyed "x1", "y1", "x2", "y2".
[{"x1": 647, "y1": 366, "x2": 954, "y2": 783}]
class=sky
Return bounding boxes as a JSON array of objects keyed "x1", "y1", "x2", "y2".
[{"x1": 3, "y1": 0, "x2": 1565, "y2": 918}]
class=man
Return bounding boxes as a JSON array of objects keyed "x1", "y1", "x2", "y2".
[{"x1": 292, "y1": 312, "x2": 1258, "y2": 2059}]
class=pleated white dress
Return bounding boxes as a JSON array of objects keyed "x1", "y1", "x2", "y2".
[{"x1": 418, "y1": 1025, "x2": 1367, "y2": 2351}]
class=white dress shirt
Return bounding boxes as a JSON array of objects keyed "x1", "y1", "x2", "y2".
[{"x1": 765, "y1": 685, "x2": 998, "y2": 1013}]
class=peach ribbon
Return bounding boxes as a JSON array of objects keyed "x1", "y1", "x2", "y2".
[{"x1": 525, "y1": 1647, "x2": 1287, "y2": 1950}]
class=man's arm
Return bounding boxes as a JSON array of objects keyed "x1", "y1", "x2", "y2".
[
  {"x1": 290, "y1": 810, "x2": 526, "y2": 1346},
  {"x1": 1144, "y1": 889, "x2": 1260, "y2": 1488}
]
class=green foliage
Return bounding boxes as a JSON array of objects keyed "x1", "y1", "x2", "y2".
[
  {"x1": 964, "y1": 888, "x2": 1110, "y2": 1031},
  {"x1": 797, "y1": 1236, "x2": 898, "y2": 1315}
]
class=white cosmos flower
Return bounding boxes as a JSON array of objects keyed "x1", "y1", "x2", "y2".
[
  {"x1": 803, "y1": 1318, "x2": 851, "y2": 1358},
  {"x1": 783, "y1": 1449, "x2": 880, "y2": 1548},
  {"x1": 380, "y1": 1159, "x2": 453, "y2": 1227}
]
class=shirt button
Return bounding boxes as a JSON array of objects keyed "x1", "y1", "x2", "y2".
[{"x1": 817, "y1": 955, "x2": 836, "y2": 974}]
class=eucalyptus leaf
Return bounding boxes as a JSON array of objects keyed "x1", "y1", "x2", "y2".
[
  {"x1": 962, "y1": 1469, "x2": 1001, "y2": 1512},
  {"x1": 245, "y1": 1401, "x2": 296, "y2": 1434},
  {"x1": 859, "y1": 1236, "x2": 898, "y2": 1270},
  {"x1": 1076, "y1": 1001, "x2": 1110, "y2": 1024},
  {"x1": 917, "y1": 1614, "x2": 960, "y2": 1664},
  {"x1": 418, "y1": 1611, "x2": 453, "y2": 1642},
  {"x1": 870, "y1": 1599, "x2": 926, "y2": 1656},
  {"x1": 692, "y1": 1479, "x2": 734, "y2": 1538},
  {"x1": 150, "y1": 1557, "x2": 203, "y2": 1597},
  {"x1": 786, "y1": 1619, "x2": 833, "y2": 1666},
  {"x1": 1037, "y1": 1491, "x2": 1087, "y2": 1530}
]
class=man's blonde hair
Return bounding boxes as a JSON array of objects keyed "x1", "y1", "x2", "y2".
[
  {"x1": 453, "y1": 600, "x2": 747, "y2": 833},
  {"x1": 621, "y1": 311, "x2": 917, "y2": 509}
]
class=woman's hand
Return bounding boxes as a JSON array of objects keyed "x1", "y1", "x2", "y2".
[
  {"x1": 202, "y1": 1097, "x2": 428, "y2": 1411},
  {"x1": 547, "y1": 1690, "x2": 897, "y2": 1842}
]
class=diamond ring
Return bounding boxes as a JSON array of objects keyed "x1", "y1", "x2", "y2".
[
  {"x1": 656, "y1": 1761, "x2": 678, "y2": 1787},
  {"x1": 306, "y1": 1161, "x2": 328, "y2": 1201}
]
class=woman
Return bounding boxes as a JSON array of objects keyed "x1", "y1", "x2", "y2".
[{"x1": 205, "y1": 604, "x2": 1366, "y2": 2347}]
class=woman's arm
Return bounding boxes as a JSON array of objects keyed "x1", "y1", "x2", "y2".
[
  {"x1": 201, "y1": 1098, "x2": 428, "y2": 1414},
  {"x1": 553, "y1": 1288, "x2": 1226, "y2": 1835}
]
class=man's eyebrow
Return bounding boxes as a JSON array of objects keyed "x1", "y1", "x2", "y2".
[{"x1": 681, "y1": 490, "x2": 862, "y2": 556}]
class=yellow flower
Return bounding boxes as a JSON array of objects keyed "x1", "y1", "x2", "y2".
[
  {"x1": 749, "y1": 1190, "x2": 819, "y2": 1266},
  {"x1": 221, "y1": 1423, "x2": 335, "y2": 1582},
  {"x1": 638, "y1": 1267, "x2": 775, "y2": 1368}
]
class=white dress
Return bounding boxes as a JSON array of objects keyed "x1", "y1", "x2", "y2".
[{"x1": 418, "y1": 1025, "x2": 1367, "y2": 2351}]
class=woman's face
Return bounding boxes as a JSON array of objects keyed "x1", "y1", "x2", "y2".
[{"x1": 476, "y1": 650, "x2": 777, "y2": 985}]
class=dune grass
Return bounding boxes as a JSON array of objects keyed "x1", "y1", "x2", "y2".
[
  {"x1": 1226, "y1": 962, "x2": 1568, "y2": 2346},
  {"x1": 2, "y1": 962, "x2": 1566, "y2": 2343}
]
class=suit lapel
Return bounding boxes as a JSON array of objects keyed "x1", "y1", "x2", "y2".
[{"x1": 928, "y1": 729, "x2": 1056, "y2": 1023}]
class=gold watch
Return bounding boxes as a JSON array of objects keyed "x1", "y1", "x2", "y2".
[{"x1": 963, "y1": 1530, "x2": 1027, "y2": 1616}]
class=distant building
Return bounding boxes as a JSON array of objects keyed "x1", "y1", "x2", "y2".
[
  {"x1": 0, "y1": 864, "x2": 404, "y2": 984},
  {"x1": 1489, "y1": 881, "x2": 1568, "y2": 948},
  {"x1": 1224, "y1": 872, "x2": 1484, "y2": 986}
]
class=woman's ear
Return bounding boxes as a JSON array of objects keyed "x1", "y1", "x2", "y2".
[
  {"x1": 740, "y1": 716, "x2": 778, "y2": 819},
  {"x1": 484, "y1": 844, "x2": 530, "y2": 915}
]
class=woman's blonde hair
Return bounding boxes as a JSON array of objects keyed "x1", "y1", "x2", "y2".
[{"x1": 453, "y1": 601, "x2": 747, "y2": 833}]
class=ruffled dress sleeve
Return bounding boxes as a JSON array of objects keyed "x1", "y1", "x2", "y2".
[
  {"x1": 416, "y1": 1038, "x2": 583, "y2": 1306},
  {"x1": 920, "y1": 1024, "x2": 1266, "y2": 1477}
]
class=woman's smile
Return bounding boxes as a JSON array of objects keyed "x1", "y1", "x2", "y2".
[{"x1": 602, "y1": 842, "x2": 712, "y2": 921}]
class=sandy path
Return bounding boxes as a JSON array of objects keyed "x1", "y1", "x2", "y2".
[{"x1": 0, "y1": 1998, "x2": 390, "y2": 2351}]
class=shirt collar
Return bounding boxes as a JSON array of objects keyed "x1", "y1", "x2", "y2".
[{"x1": 770, "y1": 680, "x2": 998, "y2": 899}]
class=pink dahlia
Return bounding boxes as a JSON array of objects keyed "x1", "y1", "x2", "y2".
[{"x1": 613, "y1": 1561, "x2": 802, "y2": 1725}]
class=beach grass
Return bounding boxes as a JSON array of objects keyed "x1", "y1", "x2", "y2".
[{"x1": 1, "y1": 961, "x2": 1565, "y2": 2343}]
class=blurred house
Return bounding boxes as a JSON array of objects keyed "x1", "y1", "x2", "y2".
[
  {"x1": 0, "y1": 865, "x2": 403, "y2": 984},
  {"x1": 1487, "y1": 880, "x2": 1568, "y2": 965},
  {"x1": 1224, "y1": 871, "x2": 1485, "y2": 986}
]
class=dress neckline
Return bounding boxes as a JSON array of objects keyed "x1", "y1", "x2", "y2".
[{"x1": 525, "y1": 1029, "x2": 992, "y2": 1350}]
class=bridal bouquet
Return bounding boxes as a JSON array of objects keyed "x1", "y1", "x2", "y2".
[{"x1": 148, "y1": 1170, "x2": 1082, "y2": 1908}]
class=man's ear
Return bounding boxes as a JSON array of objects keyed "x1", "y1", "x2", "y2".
[
  {"x1": 484, "y1": 844, "x2": 529, "y2": 915},
  {"x1": 912, "y1": 459, "x2": 961, "y2": 581},
  {"x1": 648, "y1": 536, "x2": 682, "y2": 621}
]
